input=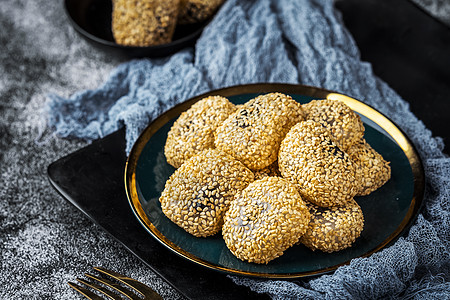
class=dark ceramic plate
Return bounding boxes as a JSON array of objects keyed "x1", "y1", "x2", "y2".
[
  {"x1": 64, "y1": 0, "x2": 210, "y2": 58},
  {"x1": 125, "y1": 83, "x2": 424, "y2": 278}
]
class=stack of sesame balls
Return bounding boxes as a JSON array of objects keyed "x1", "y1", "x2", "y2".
[{"x1": 161, "y1": 93, "x2": 391, "y2": 264}]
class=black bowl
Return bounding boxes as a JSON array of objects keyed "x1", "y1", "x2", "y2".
[{"x1": 64, "y1": 0, "x2": 209, "y2": 58}]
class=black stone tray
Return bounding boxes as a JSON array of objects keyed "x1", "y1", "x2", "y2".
[{"x1": 47, "y1": 0, "x2": 450, "y2": 299}]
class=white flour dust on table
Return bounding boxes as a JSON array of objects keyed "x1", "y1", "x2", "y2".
[{"x1": 0, "y1": 1, "x2": 184, "y2": 299}]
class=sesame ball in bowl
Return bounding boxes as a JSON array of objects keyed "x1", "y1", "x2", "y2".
[
  {"x1": 215, "y1": 92, "x2": 304, "y2": 171},
  {"x1": 278, "y1": 120, "x2": 358, "y2": 207},
  {"x1": 222, "y1": 177, "x2": 311, "y2": 264},
  {"x1": 347, "y1": 139, "x2": 391, "y2": 196},
  {"x1": 64, "y1": 0, "x2": 212, "y2": 58},
  {"x1": 164, "y1": 96, "x2": 236, "y2": 168},
  {"x1": 303, "y1": 99, "x2": 365, "y2": 151},
  {"x1": 159, "y1": 149, "x2": 254, "y2": 237},
  {"x1": 300, "y1": 198, "x2": 365, "y2": 253}
]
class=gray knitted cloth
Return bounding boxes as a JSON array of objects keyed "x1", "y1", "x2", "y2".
[{"x1": 2, "y1": 0, "x2": 449, "y2": 299}]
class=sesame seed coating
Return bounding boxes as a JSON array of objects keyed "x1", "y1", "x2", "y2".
[
  {"x1": 347, "y1": 139, "x2": 391, "y2": 196},
  {"x1": 160, "y1": 149, "x2": 254, "y2": 237},
  {"x1": 215, "y1": 93, "x2": 304, "y2": 171},
  {"x1": 178, "y1": 0, "x2": 224, "y2": 24},
  {"x1": 222, "y1": 177, "x2": 311, "y2": 264},
  {"x1": 303, "y1": 99, "x2": 365, "y2": 151},
  {"x1": 112, "y1": 0, "x2": 180, "y2": 47},
  {"x1": 300, "y1": 198, "x2": 364, "y2": 253},
  {"x1": 278, "y1": 120, "x2": 358, "y2": 207},
  {"x1": 164, "y1": 96, "x2": 236, "y2": 168}
]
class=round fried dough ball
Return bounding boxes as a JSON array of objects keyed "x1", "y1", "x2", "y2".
[
  {"x1": 347, "y1": 139, "x2": 391, "y2": 196},
  {"x1": 222, "y1": 177, "x2": 310, "y2": 264},
  {"x1": 300, "y1": 198, "x2": 364, "y2": 253},
  {"x1": 178, "y1": 0, "x2": 224, "y2": 24},
  {"x1": 112, "y1": 0, "x2": 179, "y2": 46},
  {"x1": 278, "y1": 120, "x2": 358, "y2": 207},
  {"x1": 303, "y1": 99, "x2": 365, "y2": 151},
  {"x1": 215, "y1": 93, "x2": 304, "y2": 171},
  {"x1": 164, "y1": 96, "x2": 236, "y2": 168},
  {"x1": 160, "y1": 149, "x2": 254, "y2": 237}
]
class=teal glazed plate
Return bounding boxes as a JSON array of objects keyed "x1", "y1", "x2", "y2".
[{"x1": 125, "y1": 83, "x2": 424, "y2": 278}]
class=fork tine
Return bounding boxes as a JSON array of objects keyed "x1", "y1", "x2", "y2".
[
  {"x1": 76, "y1": 277, "x2": 122, "y2": 300},
  {"x1": 94, "y1": 267, "x2": 163, "y2": 300},
  {"x1": 68, "y1": 281, "x2": 105, "y2": 300},
  {"x1": 85, "y1": 273, "x2": 140, "y2": 300}
]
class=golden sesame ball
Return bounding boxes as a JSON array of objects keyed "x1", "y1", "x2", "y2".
[
  {"x1": 278, "y1": 120, "x2": 358, "y2": 207},
  {"x1": 222, "y1": 177, "x2": 310, "y2": 264},
  {"x1": 112, "y1": 0, "x2": 180, "y2": 46},
  {"x1": 303, "y1": 99, "x2": 365, "y2": 151},
  {"x1": 347, "y1": 139, "x2": 391, "y2": 196},
  {"x1": 215, "y1": 93, "x2": 304, "y2": 171},
  {"x1": 164, "y1": 96, "x2": 236, "y2": 168},
  {"x1": 300, "y1": 198, "x2": 364, "y2": 253},
  {"x1": 254, "y1": 160, "x2": 281, "y2": 180},
  {"x1": 178, "y1": 0, "x2": 224, "y2": 24},
  {"x1": 159, "y1": 149, "x2": 254, "y2": 237}
]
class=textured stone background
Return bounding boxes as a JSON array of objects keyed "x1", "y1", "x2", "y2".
[{"x1": 0, "y1": 0, "x2": 448, "y2": 299}]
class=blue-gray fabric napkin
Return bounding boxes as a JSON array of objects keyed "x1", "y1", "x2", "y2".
[{"x1": 46, "y1": 0, "x2": 450, "y2": 298}]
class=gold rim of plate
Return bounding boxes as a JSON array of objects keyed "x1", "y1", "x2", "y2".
[{"x1": 124, "y1": 83, "x2": 425, "y2": 278}]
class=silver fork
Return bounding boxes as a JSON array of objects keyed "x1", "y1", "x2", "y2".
[{"x1": 68, "y1": 267, "x2": 163, "y2": 300}]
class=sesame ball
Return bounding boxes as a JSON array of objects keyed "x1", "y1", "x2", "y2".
[
  {"x1": 222, "y1": 177, "x2": 311, "y2": 264},
  {"x1": 347, "y1": 139, "x2": 391, "y2": 196},
  {"x1": 215, "y1": 93, "x2": 304, "y2": 171},
  {"x1": 178, "y1": 0, "x2": 224, "y2": 24},
  {"x1": 278, "y1": 120, "x2": 358, "y2": 207},
  {"x1": 164, "y1": 96, "x2": 236, "y2": 168},
  {"x1": 300, "y1": 198, "x2": 364, "y2": 253},
  {"x1": 112, "y1": 0, "x2": 180, "y2": 46},
  {"x1": 303, "y1": 99, "x2": 365, "y2": 151},
  {"x1": 159, "y1": 149, "x2": 254, "y2": 237}
]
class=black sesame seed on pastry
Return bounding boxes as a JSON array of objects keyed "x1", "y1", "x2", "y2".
[
  {"x1": 303, "y1": 99, "x2": 365, "y2": 151},
  {"x1": 159, "y1": 149, "x2": 254, "y2": 237},
  {"x1": 278, "y1": 120, "x2": 358, "y2": 207},
  {"x1": 164, "y1": 96, "x2": 236, "y2": 168},
  {"x1": 215, "y1": 93, "x2": 304, "y2": 171},
  {"x1": 300, "y1": 198, "x2": 364, "y2": 253},
  {"x1": 222, "y1": 177, "x2": 310, "y2": 264}
]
